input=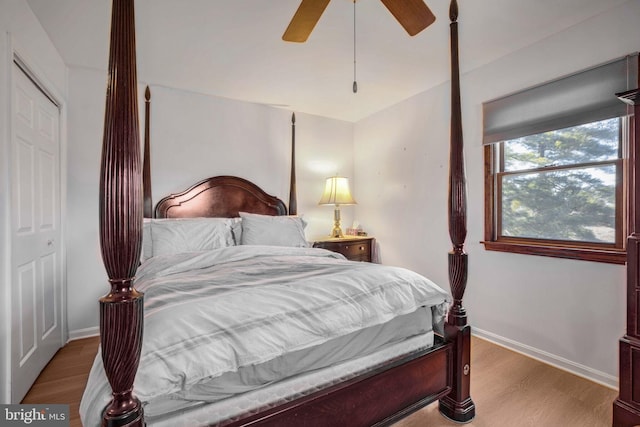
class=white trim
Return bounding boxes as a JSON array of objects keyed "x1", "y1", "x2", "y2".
[
  {"x1": 68, "y1": 327, "x2": 99, "y2": 342},
  {"x1": 473, "y1": 327, "x2": 618, "y2": 390},
  {"x1": 59, "y1": 84, "x2": 69, "y2": 345},
  {"x1": 0, "y1": 30, "x2": 13, "y2": 405}
]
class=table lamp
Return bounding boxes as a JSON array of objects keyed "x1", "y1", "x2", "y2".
[{"x1": 318, "y1": 176, "x2": 356, "y2": 238}]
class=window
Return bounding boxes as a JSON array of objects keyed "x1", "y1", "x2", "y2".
[{"x1": 483, "y1": 55, "x2": 638, "y2": 264}]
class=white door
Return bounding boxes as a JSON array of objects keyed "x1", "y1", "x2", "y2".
[{"x1": 10, "y1": 62, "x2": 63, "y2": 403}]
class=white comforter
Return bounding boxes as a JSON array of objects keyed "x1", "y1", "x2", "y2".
[{"x1": 80, "y1": 245, "x2": 450, "y2": 425}]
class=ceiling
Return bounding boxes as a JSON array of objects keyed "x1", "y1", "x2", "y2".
[{"x1": 26, "y1": 0, "x2": 628, "y2": 122}]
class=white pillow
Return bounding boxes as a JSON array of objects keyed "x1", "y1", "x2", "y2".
[
  {"x1": 142, "y1": 218, "x2": 153, "y2": 261},
  {"x1": 239, "y1": 212, "x2": 308, "y2": 247},
  {"x1": 143, "y1": 217, "x2": 236, "y2": 258},
  {"x1": 230, "y1": 217, "x2": 243, "y2": 246}
]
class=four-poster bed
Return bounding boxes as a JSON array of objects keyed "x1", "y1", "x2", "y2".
[{"x1": 86, "y1": 0, "x2": 475, "y2": 426}]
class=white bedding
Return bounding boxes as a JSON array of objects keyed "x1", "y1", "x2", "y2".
[{"x1": 80, "y1": 245, "x2": 450, "y2": 426}]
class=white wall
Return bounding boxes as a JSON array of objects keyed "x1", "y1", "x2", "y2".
[
  {"x1": 354, "y1": 0, "x2": 639, "y2": 387},
  {"x1": 65, "y1": 67, "x2": 107, "y2": 337},
  {"x1": 65, "y1": 69, "x2": 354, "y2": 335},
  {"x1": 0, "y1": 0, "x2": 67, "y2": 404},
  {"x1": 148, "y1": 85, "x2": 354, "y2": 241}
]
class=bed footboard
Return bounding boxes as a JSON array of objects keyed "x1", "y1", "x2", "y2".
[{"x1": 223, "y1": 342, "x2": 453, "y2": 427}]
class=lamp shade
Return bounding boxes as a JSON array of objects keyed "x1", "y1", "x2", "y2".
[{"x1": 318, "y1": 176, "x2": 356, "y2": 206}]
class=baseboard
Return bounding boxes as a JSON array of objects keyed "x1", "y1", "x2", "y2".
[
  {"x1": 68, "y1": 326, "x2": 99, "y2": 341},
  {"x1": 472, "y1": 327, "x2": 618, "y2": 390}
]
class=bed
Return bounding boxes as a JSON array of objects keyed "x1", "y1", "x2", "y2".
[
  {"x1": 86, "y1": 0, "x2": 475, "y2": 426},
  {"x1": 81, "y1": 208, "x2": 452, "y2": 426}
]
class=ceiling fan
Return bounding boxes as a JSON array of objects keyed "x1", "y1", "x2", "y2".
[{"x1": 282, "y1": 0, "x2": 436, "y2": 43}]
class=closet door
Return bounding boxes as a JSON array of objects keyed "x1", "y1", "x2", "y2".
[{"x1": 10, "y1": 62, "x2": 63, "y2": 403}]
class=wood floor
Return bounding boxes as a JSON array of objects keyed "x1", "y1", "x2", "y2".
[
  {"x1": 396, "y1": 337, "x2": 617, "y2": 427},
  {"x1": 21, "y1": 336, "x2": 100, "y2": 427},
  {"x1": 21, "y1": 335, "x2": 616, "y2": 427}
]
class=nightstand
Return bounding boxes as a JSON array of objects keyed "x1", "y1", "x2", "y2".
[{"x1": 313, "y1": 236, "x2": 375, "y2": 262}]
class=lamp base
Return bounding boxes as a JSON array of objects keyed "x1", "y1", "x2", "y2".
[
  {"x1": 330, "y1": 226, "x2": 344, "y2": 238},
  {"x1": 329, "y1": 206, "x2": 344, "y2": 238}
]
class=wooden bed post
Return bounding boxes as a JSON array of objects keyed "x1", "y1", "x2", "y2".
[
  {"x1": 99, "y1": 0, "x2": 145, "y2": 425},
  {"x1": 613, "y1": 85, "x2": 640, "y2": 427},
  {"x1": 143, "y1": 85, "x2": 152, "y2": 218},
  {"x1": 439, "y1": 0, "x2": 476, "y2": 422},
  {"x1": 289, "y1": 112, "x2": 297, "y2": 215}
]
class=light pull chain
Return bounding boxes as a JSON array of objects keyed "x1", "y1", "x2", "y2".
[{"x1": 352, "y1": 0, "x2": 358, "y2": 93}]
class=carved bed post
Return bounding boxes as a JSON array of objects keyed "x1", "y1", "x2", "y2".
[
  {"x1": 143, "y1": 86, "x2": 152, "y2": 218},
  {"x1": 99, "y1": 0, "x2": 145, "y2": 426},
  {"x1": 289, "y1": 112, "x2": 297, "y2": 215},
  {"x1": 613, "y1": 86, "x2": 640, "y2": 427},
  {"x1": 439, "y1": 0, "x2": 476, "y2": 422}
]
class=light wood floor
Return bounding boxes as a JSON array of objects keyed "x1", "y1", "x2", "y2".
[
  {"x1": 22, "y1": 336, "x2": 616, "y2": 427},
  {"x1": 21, "y1": 336, "x2": 99, "y2": 426},
  {"x1": 396, "y1": 337, "x2": 617, "y2": 427}
]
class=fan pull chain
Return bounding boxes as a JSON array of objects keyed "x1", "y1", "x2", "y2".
[{"x1": 352, "y1": 0, "x2": 358, "y2": 93}]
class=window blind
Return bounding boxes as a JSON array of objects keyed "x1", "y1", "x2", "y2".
[{"x1": 482, "y1": 53, "x2": 638, "y2": 145}]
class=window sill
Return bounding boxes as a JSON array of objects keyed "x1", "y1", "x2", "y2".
[{"x1": 481, "y1": 240, "x2": 626, "y2": 265}]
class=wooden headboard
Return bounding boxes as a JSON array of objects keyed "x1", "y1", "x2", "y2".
[{"x1": 154, "y1": 175, "x2": 287, "y2": 218}]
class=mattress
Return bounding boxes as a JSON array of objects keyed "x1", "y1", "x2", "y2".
[{"x1": 80, "y1": 246, "x2": 450, "y2": 426}]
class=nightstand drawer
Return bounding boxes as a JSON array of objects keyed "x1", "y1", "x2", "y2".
[
  {"x1": 336, "y1": 241, "x2": 371, "y2": 261},
  {"x1": 313, "y1": 237, "x2": 374, "y2": 262}
]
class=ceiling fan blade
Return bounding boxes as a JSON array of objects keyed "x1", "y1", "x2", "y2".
[
  {"x1": 380, "y1": 0, "x2": 436, "y2": 36},
  {"x1": 282, "y1": 0, "x2": 331, "y2": 43}
]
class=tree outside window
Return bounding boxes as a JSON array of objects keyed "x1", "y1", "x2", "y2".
[{"x1": 499, "y1": 118, "x2": 621, "y2": 244}]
